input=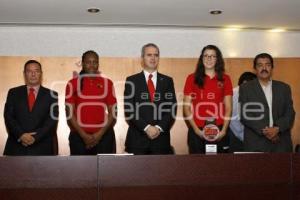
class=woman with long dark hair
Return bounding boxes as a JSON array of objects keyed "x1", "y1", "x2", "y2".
[
  {"x1": 65, "y1": 50, "x2": 117, "y2": 155},
  {"x1": 183, "y1": 45, "x2": 233, "y2": 153}
]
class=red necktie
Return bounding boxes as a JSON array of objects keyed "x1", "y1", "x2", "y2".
[
  {"x1": 28, "y1": 87, "x2": 36, "y2": 112},
  {"x1": 147, "y1": 74, "x2": 155, "y2": 102}
]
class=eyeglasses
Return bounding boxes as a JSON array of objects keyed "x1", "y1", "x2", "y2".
[{"x1": 203, "y1": 54, "x2": 217, "y2": 60}]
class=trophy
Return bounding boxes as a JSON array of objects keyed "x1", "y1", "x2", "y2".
[{"x1": 203, "y1": 117, "x2": 220, "y2": 153}]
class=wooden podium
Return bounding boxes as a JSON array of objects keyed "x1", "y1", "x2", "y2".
[
  {"x1": 0, "y1": 156, "x2": 98, "y2": 200},
  {"x1": 0, "y1": 154, "x2": 299, "y2": 200}
]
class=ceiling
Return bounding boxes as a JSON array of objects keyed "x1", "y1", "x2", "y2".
[{"x1": 0, "y1": 0, "x2": 299, "y2": 31}]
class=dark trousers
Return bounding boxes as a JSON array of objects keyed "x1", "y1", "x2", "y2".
[
  {"x1": 188, "y1": 127, "x2": 229, "y2": 154},
  {"x1": 4, "y1": 136, "x2": 55, "y2": 156},
  {"x1": 69, "y1": 129, "x2": 116, "y2": 155},
  {"x1": 228, "y1": 128, "x2": 244, "y2": 153}
]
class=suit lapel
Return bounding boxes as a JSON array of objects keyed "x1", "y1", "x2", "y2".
[
  {"x1": 155, "y1": 73, "x2": 165, "y2": 102},
  {"x1": 20, "y1": 85, "x2": 30, "y2": 113},
  {"x1": 254, "y1": 79, "x2": 269, "y2": 107},
  {"x1": 138, "y1": 71, "x2": 148, "y2": 91},
  {"x1": 271, "y1": 81, "x2": 278, "y2": 119},
  {"x1": 139, "y1": 71, "x2": 164, "y2": 102},
  {"x1": 138, "y1": 72, "x2": 151, "y2": 101}
]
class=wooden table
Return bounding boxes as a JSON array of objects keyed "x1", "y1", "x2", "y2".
[{"x1": 0, "y1": 154, "x2": 299, "y2": 200}]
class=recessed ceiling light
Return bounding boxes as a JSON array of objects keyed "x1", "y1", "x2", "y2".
[
  {"x1": 87, "y1": 8, "x2": 100, "y2": 13},
  {"x1": 223, "y1": 25, "x2": 243, "y2": 31},
  {"x1": 269, "y1": 28, "x2": 286, "y2": 33},
  {"x1": 228, "y1": 52, "x2": 238, "y2": 57},
  {"x1": 210, "y1": 10, "x2": 222, "y2": 15}
]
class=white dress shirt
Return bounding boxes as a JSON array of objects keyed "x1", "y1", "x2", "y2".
[
  {"x1": 27, "y1": 85, "x2": 40, "y2": 98},
  {"x1": 143, "y1": 70, "x2": 157, "y2": 89},
  {"x1": 229, "y1": 86, "x2": 244, "y2": 141},
  {"x1": 259, "y1": 80, "x2": 273, "y2": 127},
  {"x1": 142, "y1": 70, "x2": 163, "y2": 133}
]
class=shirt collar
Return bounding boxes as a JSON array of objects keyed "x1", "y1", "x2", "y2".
[
  {"x1": 259, "y1": 79, "x2": 272, "y2": 88},
  {"x1": 205, "y1": 73, "x2": 217, "y2": 80},
  {"x1": 27, "y1": 85, "x2": 40, "y2": 94},
  {"x1": 143, "y1": 70, "x2": 158, "y2": 79},
  {"x1": 83, "y1": 73, "x2": 102, "y2": 80}
]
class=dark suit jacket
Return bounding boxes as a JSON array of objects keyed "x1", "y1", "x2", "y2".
[
  {"x1": 3, "y1": 85, "x2": 59, "y2": 155},
  {"x1": 239, "y1": 79, "x2": 295, "y2": 152},
  {"x1": 124, "y1": 72, "x2": 177, "y2": 152}
]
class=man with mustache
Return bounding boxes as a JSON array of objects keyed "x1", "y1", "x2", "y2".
[{"x1": 239, "y1": 53, "x2": 295, "y2": 152}]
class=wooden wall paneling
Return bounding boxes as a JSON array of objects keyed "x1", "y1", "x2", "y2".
[{"x1": 0, "y1": 57, "x2": 299, "y2": 155}]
